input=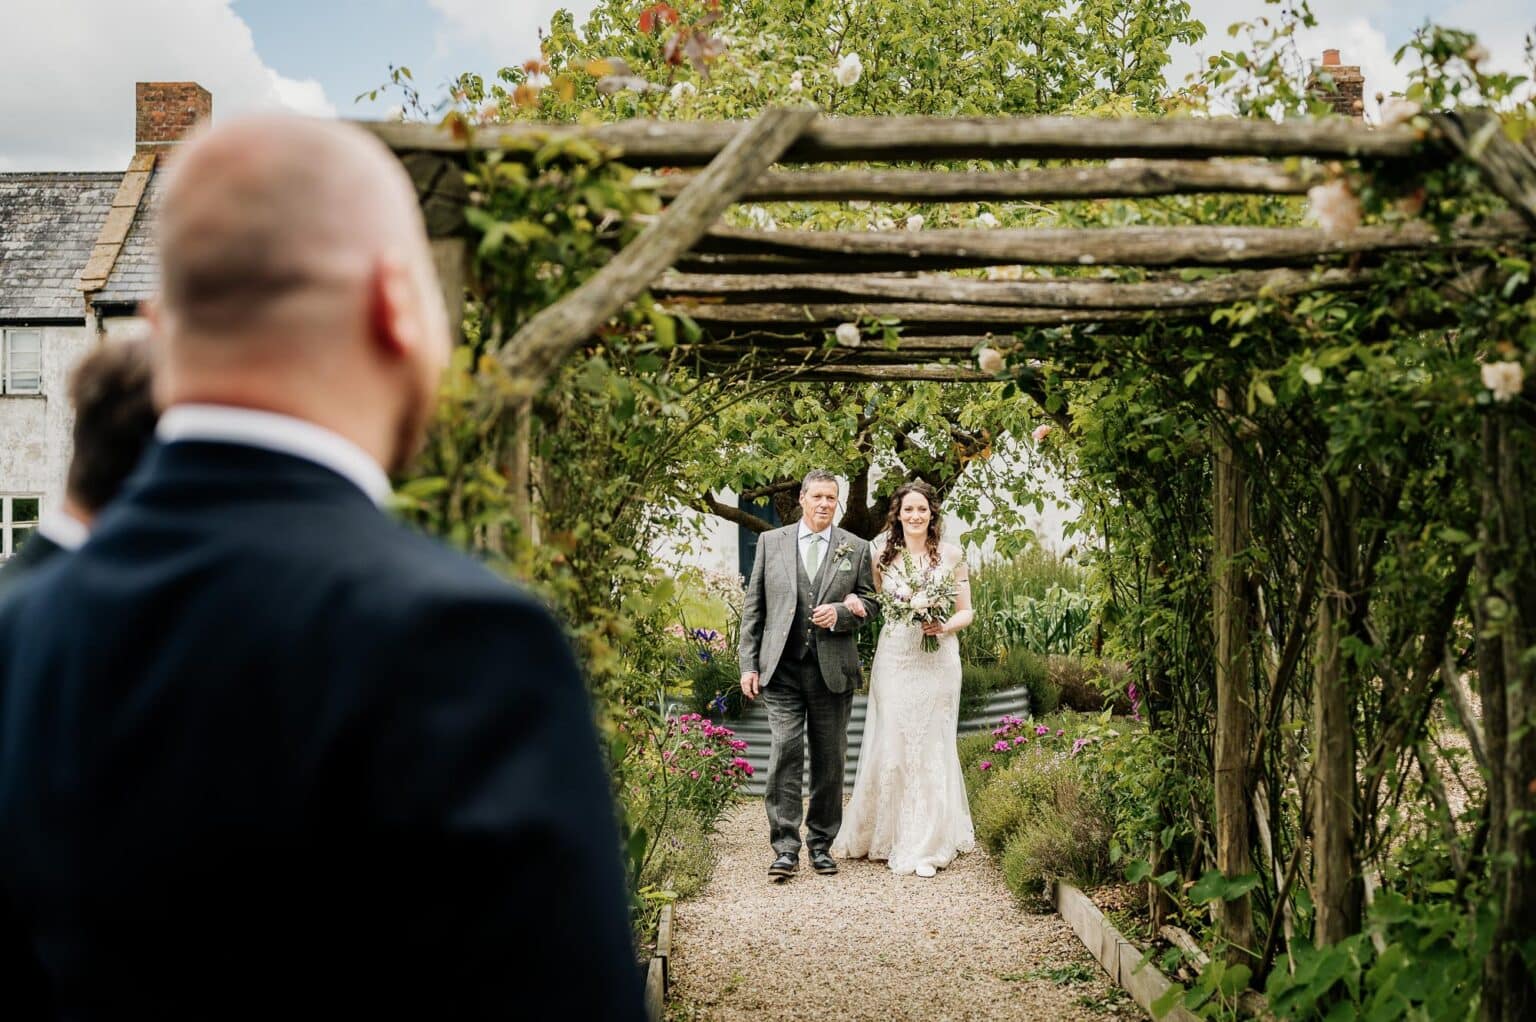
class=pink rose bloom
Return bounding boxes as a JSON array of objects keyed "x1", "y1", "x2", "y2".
[{"x1": 1032, "y1": 423, "x2": 1053, "y2": 442}]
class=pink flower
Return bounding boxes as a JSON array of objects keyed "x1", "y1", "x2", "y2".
[
  {"x1": 978, "y1": 761, "x2": 993, "y2": 771},
  {"x1": 1035, "y1": 725, "x2": 1050, "y2": 735},
  {"x1": 1013, "y1": 736, "x2": 1025, "y2": 746},
  {"x1": 1057, "y1": 729, "x2": 1065, "y2": 736},
  {"x1": 993, "y1": 740, "x2": 1010, "y2": 752},
  {"x1": 1032, "y1": 423, "x2": 1053, "y2": 442},
  {"x1": 689, "y1": 770, "x2": 700, "y2": 780}
]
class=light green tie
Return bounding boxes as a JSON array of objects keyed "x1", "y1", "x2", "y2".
[{"x1": 805, "y1": 533, "x2": 822, "y2": 577}]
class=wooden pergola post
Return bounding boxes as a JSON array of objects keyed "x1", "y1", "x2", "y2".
[{"x1": 1212, "y1": 387, "x2": 1257, "y2": 965}]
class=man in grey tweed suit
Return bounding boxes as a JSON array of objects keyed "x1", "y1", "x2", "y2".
[{"x1": 739, "y1": 470, "x2": 878, "y2": 882}]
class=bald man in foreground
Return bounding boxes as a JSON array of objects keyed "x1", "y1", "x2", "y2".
[{"x1": 0, "y1": 117, "x2": 642, "y2": 1019}]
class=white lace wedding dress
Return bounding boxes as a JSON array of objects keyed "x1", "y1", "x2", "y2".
[{"x1": 832, "y1": 540, "x2": 976, "y2": 875}]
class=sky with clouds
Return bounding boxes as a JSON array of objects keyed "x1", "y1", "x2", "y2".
[{"x1": 1, "y1": 0, "x2": 1530, "y2": 172}]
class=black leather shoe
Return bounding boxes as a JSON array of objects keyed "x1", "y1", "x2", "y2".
[
  {"x1": 768, "y1": 852, "x2": 798, "y2": 881},
  {"x1": 810, "y1": 849, "x2": 839, "y2": 875}
]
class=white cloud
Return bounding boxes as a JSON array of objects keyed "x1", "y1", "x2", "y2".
[
  {"x1": 428, "y1": 0, "x2": 603, "y2": 63},
  {"x1": 0, "y1": 0, "x2": 337, "y2": 172}
]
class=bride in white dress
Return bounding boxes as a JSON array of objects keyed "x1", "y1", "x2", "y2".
[{"x1": 831, "y1": 480, "x2": 976, "y2": 878}]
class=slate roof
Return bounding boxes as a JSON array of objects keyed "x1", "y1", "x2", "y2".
[
  {"x1": 93, "y1": 170, "x2": 162, "y2": 308},
  {"x1": 0, "y1": 172, "x2": 120, "y2": 320}
]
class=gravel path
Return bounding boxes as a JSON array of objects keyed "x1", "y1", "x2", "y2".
[{"x1": 668, "y1": 800, "x2": 1143, "y2": 1021}]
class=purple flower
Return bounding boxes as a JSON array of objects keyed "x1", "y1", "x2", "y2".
[
  {"x1": 1057, "y1": 729, "x2": 1065, "y2": 736},
  {"x1": 978, "y1": 761, "x2": 993, "y2": 771},
  {"x1": 993, "y1": 740, "x2": 1010, "y2": 752},
  {"x1": 1035, "y1": 725, "x2": 1050, "y2": 735}
]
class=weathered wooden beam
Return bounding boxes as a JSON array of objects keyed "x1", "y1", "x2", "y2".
[
  {"x1": 661, "y1": 299, "x2": 1157, "y2": 333},
  {"x1": 496, "y1": 106, "x2": 817, "y2": 387},
  {"x1": 366, "y1": 115, "x2": 1428, "y2": 165},
  {"x1": 765, "y1": 364, "x2": 997, "y2": 382},
  {"x1": 1433, "y1": 110, "x2": 1536, "y2": 230},
  {"x1": 650, "y1": 160, "x2": 1314, "y2": 201},
  {"x1": 655, "y1": 267, "x2": 1369, "y2": 308},
  {"x1": 686, "y1": 213, "x2": 1530, "y2": 271}
]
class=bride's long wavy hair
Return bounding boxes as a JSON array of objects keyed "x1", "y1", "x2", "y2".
[{"x1": 879, "y1": 480, "x2": 942, "y2": 571}]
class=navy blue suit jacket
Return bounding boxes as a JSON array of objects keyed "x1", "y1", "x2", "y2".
[{"x1": 0, "y1": 441, "x2": 642, "y2": 1019}]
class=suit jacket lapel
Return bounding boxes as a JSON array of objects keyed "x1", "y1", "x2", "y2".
[
  {"x1": 814, "y1": 526, "x2": 838, "y2": 602},
  {"x1": 780, "y1": 525, "x2": 799, "y2": 591}
]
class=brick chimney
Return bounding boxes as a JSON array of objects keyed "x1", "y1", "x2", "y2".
[
  {"x1": 135, "y1": 82, "x2": 211, "y2": 152},
  {"x1": 1308, "y1": 50, "x2": 1365, "y2": 119}
]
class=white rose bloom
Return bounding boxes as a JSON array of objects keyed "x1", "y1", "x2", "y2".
[
  {"x1": 873, "y1": 216, "x2": 897, "y2": 232},
  {"x1": 833, "y1": 52, "x2": 863, "y2": 87},
  {"x1": 1307, "y1": 180, "x2": 1361, "y2": 236},
  {"x1": 746, "y1": 205, "x2": 777, "y2": 232},
  {"x1": 835, "y1": 322, "x2": 862, "y2": 347},
  {"x1": 1482, "y1": 360, "x2": 1525, "y2": 402},
  {"x1": 1464, "y1": 43, "x2": 1490, "y2": 66},
  {"x1": 976, "y1": 211, "x2": 1000, "y2": 228},
  {"x1": 894, "y1": 585, "x2": 913, "y2": 601},
  {"x1": 910, "y1": 594, "x2": 932, "y2": 611},
  {"x1": 1379, "y1": 97, "x2": 1422, "y2": 129},
  {"x1": 788, "y1": 70, "x2": 804, "y2": 93},
  {"x1": 905, "y1": 213, "x2": 925, "y2": 231},
  {"x1": 670, "y1": 81, "x2": 697, "y2": 103},
  {"x1": 977, "y1": 347, "x2": 1005, "y2": 374}
]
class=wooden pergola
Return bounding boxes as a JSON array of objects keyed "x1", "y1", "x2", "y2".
[
  {"x1": 366, "y1": 106, "x2": 1536, "y2": 973},
  {"x1": 367, "y1": 108, "x2": 1536, "y2": 390}
]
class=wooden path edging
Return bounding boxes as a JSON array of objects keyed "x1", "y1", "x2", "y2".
[
  {"x1": 644, "y1": 902, "x2": 674, "y2": 1022},
  {"x1": 1049, "y1": 878, "x2": 1200, "y2": 1022}
]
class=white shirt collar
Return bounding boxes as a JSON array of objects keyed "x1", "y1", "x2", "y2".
[
  {"x1": 798, "y1": 520, "x2": 833, "y2": 542},
  {"x1": 156, "y1": 404, "x2": 392, "y2": 507},
  {"x1": 37, "y1": 509, "x2": 89, "y2": 551}
]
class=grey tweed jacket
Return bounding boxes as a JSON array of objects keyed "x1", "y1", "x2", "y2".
[{"x1": 738, "y1": 524, "x2": 878, "y2": 693}]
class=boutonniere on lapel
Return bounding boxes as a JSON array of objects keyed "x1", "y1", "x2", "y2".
[{"x1": 833, "y1": 540, "x2": 855, "y2": 572}]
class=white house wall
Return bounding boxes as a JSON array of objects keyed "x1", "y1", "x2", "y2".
[{"x1": 0, "y1": 323, "x2": 94, "y2": 513}]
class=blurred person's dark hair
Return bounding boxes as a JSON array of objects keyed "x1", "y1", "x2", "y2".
[{"x1": 65, "y1": 341, "x2": 158, "y2": 516}]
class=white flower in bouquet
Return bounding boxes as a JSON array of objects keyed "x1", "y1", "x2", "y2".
[
  {"x1": 832, "y1": 52, "x2": 863, "y2": 87},
  {"x1": 894, "y1": 584, "x2": 913, "y2": 601},
  {"x1": 910, "y1": 593, "x2": 932, "y2": 611}
]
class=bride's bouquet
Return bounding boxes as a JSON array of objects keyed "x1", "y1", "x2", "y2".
[{"x1": 877, "y1": 549, "x2": 959, "y2": 653}]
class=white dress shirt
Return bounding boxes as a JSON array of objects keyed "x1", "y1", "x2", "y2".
[
  {"x1": 36, "y1": 509, "x2": 89, "y2": 551},
  {"x1": 797, "y1": 519, "x2": 832, "y2": 576},
  {"x1": 156, "y1": 404, "x2": 392, "y2": 507}
]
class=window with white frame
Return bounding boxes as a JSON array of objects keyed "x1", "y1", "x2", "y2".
[
  {"x1": 1, "y1": 329, "x2": 43, "y2": 395},
  {"x1": 1, "y1": 495, "x2": 41, "y2": 560}
]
